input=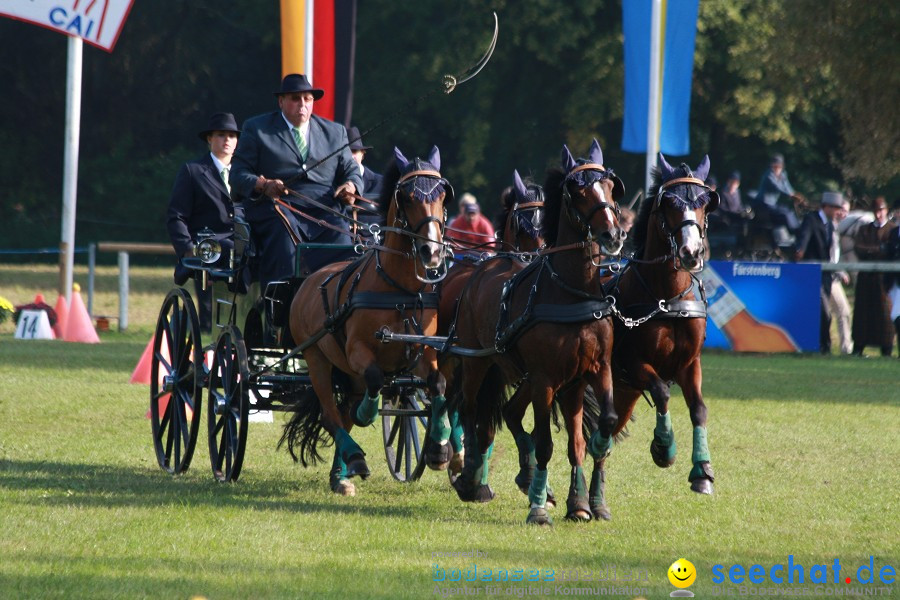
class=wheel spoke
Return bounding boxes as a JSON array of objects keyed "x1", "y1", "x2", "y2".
[{"x1": 386, "y1": 412, "x2": 401, "y2": 447}]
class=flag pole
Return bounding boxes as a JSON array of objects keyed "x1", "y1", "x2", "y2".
[
  {"x1": 645, "y1": 0, "x2": 662, "y2": 198},
  {"x1": 59, "y1": 35, "x2": 83, "y2": 303}
]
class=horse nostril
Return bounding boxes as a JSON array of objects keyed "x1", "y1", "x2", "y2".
[{"x1": 419, "y1": 244, "x2": 433, "y2": 263}]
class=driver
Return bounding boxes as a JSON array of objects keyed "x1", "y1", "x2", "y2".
[{"x1": 230, "y1": 74, "x2": 362, "y2": 289}]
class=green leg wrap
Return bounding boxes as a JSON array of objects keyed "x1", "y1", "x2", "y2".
[
  {"x1": 354, "y1": 390, "x2": 381, "y2": 427},
  {"x1": 570, "y1": 465, "x2": 587, "y2": 497},
  {"x1": 653, "y1": 411, "x2": 677, "y2": 460},
  {"x1": 334, "y1": 427, "x2": 364, "y2": 461},
  {"x1": 528, "y1": 467, "x2": 549, "y2": 507},
  {"x1": 479, "y1": 446, "x2": 493, "y2": 485},
  {"x1": 689, "y1": 426, "x2": 711, "y2": 480},
  {"x1": 429, "y1": 395, "x2": 451, "y2": 444},
  {"x1": 448, "y1": 408, "x2": 464, "y2": 453},
  {"x1": 589, "y1": 466, "x2": 605, "y2": 508},
  {"x1": 515, "y1": 432, "x2": 537, "y2": 471},
  {"x1": 330, "y1": 446, "x2": 347, "y2": 484},
  {"x1": 587, "y1": 430, "x2": 614, "y2": 459}
]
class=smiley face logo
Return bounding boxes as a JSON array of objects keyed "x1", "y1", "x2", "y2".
[{"x1": 668, "y1": 558, "x2": 697, "y2": 588}]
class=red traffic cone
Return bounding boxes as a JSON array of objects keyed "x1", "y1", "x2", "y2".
[
  {"x1": 53, "y1": 294, "x2": 69, "y2": 340},
  {"x1": 131, "y1": 331, "x2": 171, "y2": 384},
  {"x1": 63, "y1": 283, "x2": 100, "y2": 343}
]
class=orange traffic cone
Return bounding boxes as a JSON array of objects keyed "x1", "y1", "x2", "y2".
[
  {"x1": 63, "y1": 283, "x2": 100, "y2": 343},
  {"x1": 53, "y1": 294, "x2": 69, "y2": 340}
]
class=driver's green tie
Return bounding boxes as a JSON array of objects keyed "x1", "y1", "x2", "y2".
[{"x1": 292, "y1": 127, "x2": 307, "y2": 161}]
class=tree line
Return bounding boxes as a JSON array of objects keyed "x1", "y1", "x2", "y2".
[{"x1": 0, "y1": 0, "x2": 897, "y2": 261}]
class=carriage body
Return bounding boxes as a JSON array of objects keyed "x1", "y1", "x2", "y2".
[{"x1": 149, "y1": 218, "x2": 431, "y2": 484}]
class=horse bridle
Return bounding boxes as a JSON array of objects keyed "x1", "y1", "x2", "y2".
[
  {"x1": 562, "y1": 163, "x2": 621, "y2": 237},
  {"x1": 385, "y1": 168, "x2": 450, "y2": 283},
  {"x1": 508, "y1": 200, "x2": 545, "y2": 242},
  {"x1": 652, "y1": 176, "x2": 710, "y2": 271}
]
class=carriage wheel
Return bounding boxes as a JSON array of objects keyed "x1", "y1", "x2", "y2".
[
  {"x1": 207, "y1": 325, "x2": 250, "y2": 482},
  {"x1": 150, "y1": 288, "x2": 204, "y2": 475},
  {"x1": 381, "y1": 390, "x2": 429, "y2": 482}
]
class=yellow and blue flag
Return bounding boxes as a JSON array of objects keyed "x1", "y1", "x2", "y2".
[{"x1": 621, "y1": 0, "x2": 699, "y2": 156}]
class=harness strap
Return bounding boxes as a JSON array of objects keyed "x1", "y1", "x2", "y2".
[
  {"x1": 660, "y1": 177, "x2": 706, "y2": 190},
  {"x1": 397, "y1": 169, "x2": 442, "y2": 185},
  {"x1": 567, "y1": 163, "x2": 605, "y2": 177}
]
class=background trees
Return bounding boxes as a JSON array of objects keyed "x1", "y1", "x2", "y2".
[{"x1": 0, "y1": 0, "x2": 896, "y2": 257}]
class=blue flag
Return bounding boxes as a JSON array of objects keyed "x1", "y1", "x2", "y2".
[{"x1": 622, "y1": 0, "x2": 699, "y2": 156}]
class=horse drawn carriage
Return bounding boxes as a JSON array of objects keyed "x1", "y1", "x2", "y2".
[
  {"x1": 148, "y1": 139, "x2": 721, "y2": 525},
  {"x1": 148, "y1": 153, "x2": 444, "y2": 486}
]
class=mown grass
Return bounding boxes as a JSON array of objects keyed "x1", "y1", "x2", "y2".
[{"x1": 1, "y1": 265, "x2": 898, "y2": 599}]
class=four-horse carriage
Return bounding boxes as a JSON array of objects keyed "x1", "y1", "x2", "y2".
[{"x1": 148, "y1": 142, "x2": 721, "y2": 525}]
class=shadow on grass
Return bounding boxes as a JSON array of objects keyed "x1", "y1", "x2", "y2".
[{"x1": 0, "y1": 459, "x2": 417, "y2": 518}]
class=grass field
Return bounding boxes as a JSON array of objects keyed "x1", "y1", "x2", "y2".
[{"x1": 1, "y1": 265, "x2": 898, "y2": 599}]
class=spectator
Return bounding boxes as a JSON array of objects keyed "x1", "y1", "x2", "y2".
[
  {"x1": 795, "y1": 191, "x2": 850, "y2": 354},
  {"x1": 230, "y1": 74, "x2": 361, "y2": 288},
  {"x1": 851, "y1": 196, "x2": 895, "y2": 356},
  {"x1": 166, "y1": 112, "x2": 243, "y2": 331},
  {"x1": 753, "y1": 154, "x2": 806, "y2": 246},
  {"x1": 447, "y1": 193, "x2": 496, "y2": 254},
  {"x1": 347, "y1": 125, "x2": 384, "y2": 239},
  {"x1": 883, "y1": 198, "x2": 900, "y2": 357},
  {"x1": 717, "y1": 171, "x2": 747, "y2": 223}
]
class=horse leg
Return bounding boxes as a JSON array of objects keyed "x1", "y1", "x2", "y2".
[
  {"x1": 526, "y1": 380, "x2": 554, "y2": 526},
  {"x1": 584, "y1": 368, "x2": 617, "y2": 521},
  {"x1": 424, "y1": 367, "x2": 454, "y2": 471},
  {"x1": 503, "y1": 385, "x2": 557, "y2": 508},
  {"x1": 677, "y1": 362, "x2": 715, "y2": 495},
  {"x1": 306, "y1": 349, "x2": 370, "y2": 488},
  {"x1": 451, "y1": 358, "x2": 496, "y2": 503},
  {"x1": 351, "y1": 362, "x2": 384, "y2": 427},
  {"x1": 646, "y1": 378, "x2": 677, "y2": 468},
  {"x1": 558, "y1": 384, "x2": 591, "y2": 522}
]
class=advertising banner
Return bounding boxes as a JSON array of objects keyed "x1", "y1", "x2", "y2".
[
  {"x1": 1, "y1": 0, "x2": 135, "y2": 52},
  {"x1": 700, "y1": 261, "x2": 822, "y2": 353}
]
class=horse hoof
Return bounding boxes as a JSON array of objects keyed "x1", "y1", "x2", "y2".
[
  {"x1": 452, "y1": 478, "x2": 495, "y2": 503},
  {"x1": 650, "y1": 439, "x2": 676, "y2": 468},
  {"x1": 344, "y1": 453, "x2": 370, "y2": 480},
  {"x1": 546, "y1": 488, "x2": 557, "y2": 509},
  {"x1": 690, "y1": 478, "x2": 714, "y2": 495},
  {"x1": 591, "y1": 504, "x2": 612, "y2": 521},
  {"x1": 424, "y1": 438, "x2": 452, "y2": 471},
  {"x1": 448, "y1": 451, "x2": 465, "y2": 477},
  {"x1": 526, "y1": 507, "x2": 552, "y2": 526},
  {"x1": 331, "y1": 478, "x2": 356, "y2": 497}
]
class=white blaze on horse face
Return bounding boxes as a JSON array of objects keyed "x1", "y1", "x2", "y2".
[
  {"x1": 590, "y1": 181, "x2": 623, "y2": 254},
  {"x1": 422, "y1": 207, "x2": 444, "y2": 268},
  {"x1": 678, "y1": 209, "x2": 703, "y2": 264}
]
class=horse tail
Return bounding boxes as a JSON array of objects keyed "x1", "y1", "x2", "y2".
[
  {"x1": 479, "y1": 364, "x2": 507, "y2": 433},
  {"x1": 278, "y1": 385, "x2": 330, "y2": 467},
  {"x1": 581, "y1": 384, "x2": 634, "y2": 444}
]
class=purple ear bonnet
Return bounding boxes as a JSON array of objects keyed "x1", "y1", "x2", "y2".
[
  {"x1": 657, "y1": 152, "x2": 713, "y2": 209},
  {"x1": 566, "y1": 139, "x2": 615, "y2": 188},
  {"x1": 394, "y1": 146, "x2": 445, "y2": 204},
  {"x1": 511, "y1": 170, "x2": 545, "y2": 239}
]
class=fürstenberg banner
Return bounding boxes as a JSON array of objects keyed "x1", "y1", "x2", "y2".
[{"x1": 0, "y1": 0, "x2": 135, "y2": 52}]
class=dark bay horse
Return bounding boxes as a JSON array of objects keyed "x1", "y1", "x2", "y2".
[
  {"x1": 586, "y1": 153, "x2": 720, "y2": 520},
  {"x1": 428, "y1": 170, "x2": 548, "y2": 473},
  {"x1": 451, "y1": 140, "x2": 626, "y2": 524},
  {"x1": 280, "y1": 146, "x2": 450, "y2": 496}
]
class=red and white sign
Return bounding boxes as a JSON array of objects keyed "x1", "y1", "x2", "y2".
[{"x1": 0, "y1": 0, "x2": 135, "y2": 52}]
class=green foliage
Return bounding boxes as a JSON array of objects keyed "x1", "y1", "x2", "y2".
[{"x1": 1, "y1": 0, "x2": 897, "y2": 251}]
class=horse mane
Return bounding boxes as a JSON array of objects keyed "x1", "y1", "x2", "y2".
[
  {"x1": 631, "y1": 167, "x2": 661, "y2": 254},
  {"x1": 377, "y1": 160, "x2": 401, "y2": 217},
  {"x1": 542, "y1": 166, "x2": 567, "y2": 246}
]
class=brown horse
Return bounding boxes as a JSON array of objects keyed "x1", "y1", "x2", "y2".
[
  {"x1": 279, "y1": 146, "x2": 450, "y2": 496},
  {"x1": 450, "y1": 140, "x2": 626, "y2": 524},
  {"x1": 427, "y1": 170, "x2": 548, "y2": 472},
  {"x1": 585, "y1": 153, "x2": 720, "y2": 520}
]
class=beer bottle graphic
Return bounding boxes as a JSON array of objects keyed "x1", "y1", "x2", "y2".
[{"x1": 700, "y1": 265, "x2": 800, "y2": 352}]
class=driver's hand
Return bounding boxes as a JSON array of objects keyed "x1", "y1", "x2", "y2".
[
  {"x1": 335, "y1": 182, "x2": 357, "y2": 205},
  {"x1": 261, "y1": 178, "x2": 287, "y2": 200}
]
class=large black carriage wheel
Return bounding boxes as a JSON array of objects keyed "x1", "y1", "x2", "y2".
[
  {"x1": 381, "y1": 390, "x2": 429, "y2": 482},
  {"x1": 207, "y1": 325, "x2": 250, "y2": 482},
  {"x1": 150, "y1": 288, "x2": 204, "y2": 475}
]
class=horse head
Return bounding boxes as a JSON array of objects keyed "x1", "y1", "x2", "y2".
[
  {"x1": 654, "y1": 153, "x2": 720, "y2": 272},
  {"x1": 558, "y1": 139, "x2": 626, "y2": 256},
  {"x1": 502, "y1": 169, "x2": 546, "y2": 252},
  {"x1": 391, "y1": 146, "x2": 450, "y2": 281}
]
